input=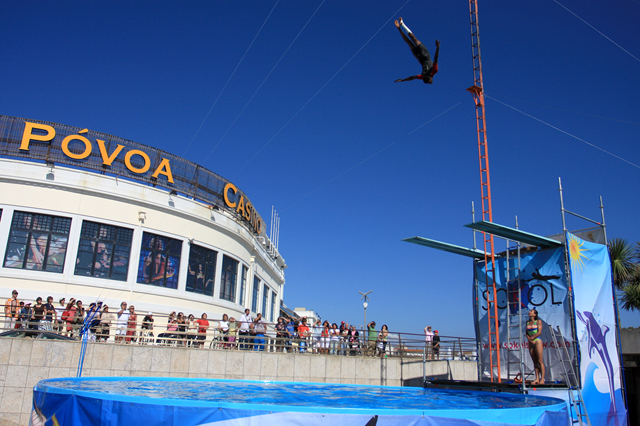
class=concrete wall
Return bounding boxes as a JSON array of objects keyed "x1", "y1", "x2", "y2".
[
  {"x1": 0, "y1": 338, "x2": 478, "y2": 425},
  {"x1": 621, "y1": 328, "x2": 640, "y2": 355}
]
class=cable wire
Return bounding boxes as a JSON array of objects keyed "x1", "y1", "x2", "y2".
[
  {"x1": 487, "y1": 93, "x2": 640, "y2": 127},
  {"x1": 486, "y1": 95, "x2": 640, "y2": 170},
  {"x1": 201, "y1": 0, "x2": 327, "y2": 164},
  {"x1": 281, "y1": 101, "x2": 462, "y2": 212},
  {"x1": 181, "y1": 0, "x2": 281, "y2": 157},
  {"x1": 232, "y1": 0, "x2": 413, "y2": 180},
  {"x1": 553, "y1": 0, "x2": 640, "y2": 64}
]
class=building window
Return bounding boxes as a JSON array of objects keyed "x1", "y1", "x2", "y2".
[
  {"x1": 220, "y1": 255, "x2": 238, "y2": 302},
  {"x1": 239, "y1": 265, "x2": 248, "y2": 306},
  {"x1": 252, "y1": 276, "x2": 260, "y2": 313},
  {"x1": 137, "y1": 232, "x2": 181, "y2": 289},
  {"x1": 262, "y1": 284, "x2": 269, "y2": 318},
  {"x1": 74, "y1": 221, "x2": 133, "y2": 281},
  {"x1": 186, "y1": 245, "x2": 217, "y2": 296},
  {"x1": 270, "y1": 292, "x2": 277, "y2": 322},
  {"x1": 4, "y1": 211, "x2": 71, "y2": 273}
]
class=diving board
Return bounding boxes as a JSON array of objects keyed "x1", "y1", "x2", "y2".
[
  {"x1": 463, "y1": 221, "x2": 563, "y2": 249},
  {"x1": 402, "y1": 236, "x2": 487, "y2": 259}
]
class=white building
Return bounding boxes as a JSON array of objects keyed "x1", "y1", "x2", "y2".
[
  {"x1": 0, "y1": 115, "x2": 285, "y2": 324},
  {"x1": 293, "y1": 307, "x2": 320, "y2": 324}
]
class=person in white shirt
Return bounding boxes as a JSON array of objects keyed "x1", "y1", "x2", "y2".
[
  {"x1": 424, "y1": 325, "x2": 434, "y2": 360},
  {"x1": 54, "y1": 298, "x2": 66, "y2": 333},
  {"x1": 218, "y1": 313, "x2": 230, "y2": 348},
  {"x1": 253, "y1": 313, "x2": 266, "y2": 352},
  {"x1": 238, "y1": 308, "x2": 252, "y2": 350},
  {"x1": 116, "y1": 301, "x2": 129, "y2": 343}
]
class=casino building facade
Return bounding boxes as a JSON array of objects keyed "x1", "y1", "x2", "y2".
[{"x1": 0, "y1": 115, "x2": 286, "y2": 324}]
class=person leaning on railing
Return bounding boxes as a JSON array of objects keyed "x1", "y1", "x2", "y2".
[
  {"x1": 297, "y1": 318, "x2": 310, "y2": 353},
  {"x1": 195, "y1": 313, "x2": 209, "y2": 348},
  {"x1": 347, "y1": 325, "x2": 360, "y2": 356},
  {"x1": 72, "y1": 300, "x2": 85, "y2": 338},
  {"x1": 275, "y1": 317, "x2": 286, "y2": 352},
  {"x1": 186, "y1": 314, "x2": 197, "y2": 347},
  {"x1": 4, "y1": 290, "x2": 21, "y2": 331},
  {"x1": 157, "y1": 317, "x2": 179, "y2": 345},
  {"x1": 141, "y1": 312, "x2": 155, "y2": 344},
  {"x1": 20, "y1": 302, "x2": 32, "y2": 330},
  {"x1": 253, "y1": 313, "x2": 266, "y2": 352},
  {"x1": 285, "y1": 317, "x2": 296, "y2": 353},
  {"x1": 238, "y1": 309, "x2": 251, "y2": 350},
  {"x1": 227, "y1": 317, "x2": 238, "y2": 349},
  {"x1": 311, "y1": 319, "x2": 322, "y2": 353},
  {"x1": 98, "y1": 305, "x2": 115, "y2": 342},
  {"x1": 32, "y1": 297, "x2": 45, "y2": 330},
  {"x1": 366, "y1": 321, "x2": 377, "y2": 356},
  {"x1": 41, "y1": 296, "x2": 56, "y2": 332},
  {"x1": 218, "y1": 313, "x2": 230, "y2": 348},
  {"x1": 339, "y1": 322, "x2": 349, "y2": 356},
  {"x1": 54, "y1": 297, "x2": 66, "y2": 333}
]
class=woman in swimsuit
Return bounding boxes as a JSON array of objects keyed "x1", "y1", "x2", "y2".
[{"x1": 527, "y1": 309, "x2": 545, "y2": 384}]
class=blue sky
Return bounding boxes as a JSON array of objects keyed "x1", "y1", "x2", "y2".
[{"x1": 3, "y1": 1, "x2": 639, "y2": 339}]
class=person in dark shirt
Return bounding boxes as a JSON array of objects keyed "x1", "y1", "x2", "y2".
[
  {"x1": 393, "y1": 18, "x2": 440, "y2": 85},
  {"x1": 432, "y1": 330, "x2": 441, "y2": 360},
  {"x1": 32, "y1": 297, "x2": 45, "y2": 330},
  {"x1": 42, "y1": 296, "x2": 56, "y2": 332}
]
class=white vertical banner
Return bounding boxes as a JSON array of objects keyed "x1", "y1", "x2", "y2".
[{"x1": 567, "y1": 232, "x2": 626, "y2": 426}]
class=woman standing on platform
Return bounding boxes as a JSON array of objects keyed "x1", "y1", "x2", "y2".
[{"x1": 527, "y1": 309, "x2": 545, "y2": 384}]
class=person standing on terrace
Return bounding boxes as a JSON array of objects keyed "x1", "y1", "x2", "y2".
[
  {"x1": 253, "y1": 313, "x2": 266, "y2": 352},
  {"x1": 239, "y1": 308, "x2": 252, "y2": 350},
  {"x1": 367, "y1": 321, "x2": 377, "y2": 356},
  {"x1": 424, "y1": 326, "x2": 434, "y2": 360},
  {"x1": 196, "y1": 313, "x2": 209, "y2": 348},
  {"x1": 4, "y1": 290, "x2": 20, "y2": 331}
]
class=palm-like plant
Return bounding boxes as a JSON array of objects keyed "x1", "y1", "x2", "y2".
[
  {"x1": 610, "y1": 239, "x2": 640, "y2": 311},
  {"x1": 609, "y1": 238, "x2": 635, "y2": 289},
  {"x1": 620, "y1": 272, "x2": 640, "y2": 311}
]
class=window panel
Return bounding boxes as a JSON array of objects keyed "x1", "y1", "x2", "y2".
[
  {"x1": 262, "y1": 284, "x2": 269, "y2": 317},
  {"x1": 186, "y1": 244, "x2": 217, "y2": 296},
  {"x1": 220, "y1": 255, "x2": 238, "y2": 302},
  {"x1": 271, "y1": 292, "x2": 276, "y2": 323},
  {"x1": 3, "y1": 211, "x2": 71, "y2": 272},
  {"x1": 252, "y1": 276, "x2": 260, "y2": 313},
  {"x1": 137, "y1": 232, "x2": 181, "y2": 289},
  {"x1": 239, "y1": 265, "x2": 247, "y2": 306},
  {"x1": 74, "y1": 221, "x2": 133, "y2": 281}
]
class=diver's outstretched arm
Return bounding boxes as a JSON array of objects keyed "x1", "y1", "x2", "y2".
[{"x1": 395, "y1": 75, "x2": 421, "y2": 83}]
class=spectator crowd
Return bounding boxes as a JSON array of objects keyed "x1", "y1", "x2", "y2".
[{"x1": 4, "y1": 289, "x2": 444, "y2": 358}]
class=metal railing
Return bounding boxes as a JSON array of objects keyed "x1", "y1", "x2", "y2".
[{"x1": 1, "y1": 310, "x2": 477, "y2": 360}]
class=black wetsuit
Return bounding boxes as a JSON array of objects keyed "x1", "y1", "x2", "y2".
[{"x1": 411, "y1": 43, "x2": 434, "y2": 80}]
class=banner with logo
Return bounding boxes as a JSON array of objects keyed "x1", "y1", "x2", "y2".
[
  {"x1": 474, "y1": 247, "x2": 574, "y2": 381},
  {"x1": 567, "y1": 232, "x2": 626, "y2": 425}
]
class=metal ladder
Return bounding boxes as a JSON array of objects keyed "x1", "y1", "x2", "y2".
[
  {"x1": 549, "y1": 325, "x2": 591, "y2": 426},
  {"x1": 505, "y1": 232, "x2": 526, "y2": 390}
]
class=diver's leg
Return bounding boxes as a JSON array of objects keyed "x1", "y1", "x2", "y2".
[{"x1": 395, "y1": 19, "x2": 415, "y2": 48}]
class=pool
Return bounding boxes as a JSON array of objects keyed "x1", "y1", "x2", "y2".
[{"x1": 32, "y1": 377, "x2": 568, "y2": 425}]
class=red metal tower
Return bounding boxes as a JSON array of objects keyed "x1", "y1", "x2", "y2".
[{"x1": 467, "y1": 0, "x2": 501, "y2": 382}]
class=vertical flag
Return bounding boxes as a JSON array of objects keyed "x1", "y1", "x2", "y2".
[{"x1": 567, "y1": 232, "x2": 626, "y2": 426}]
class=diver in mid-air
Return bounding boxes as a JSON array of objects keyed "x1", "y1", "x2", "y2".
[{"x1": 393, "y1": 18, "x2": 440, "y2": 84}]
